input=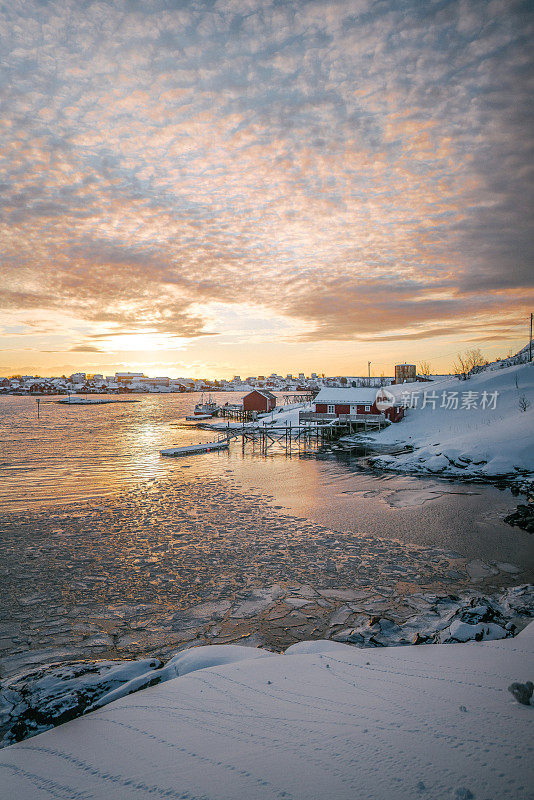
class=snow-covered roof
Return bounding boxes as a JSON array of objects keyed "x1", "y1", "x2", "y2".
[
  {"x1": 313, "y1": 387, "x2": 378, "y2": 404},
  {"x1": 245, "y1": 389, "x2": 276, "y2": 399}
]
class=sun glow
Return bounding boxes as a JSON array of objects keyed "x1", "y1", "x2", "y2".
[{"x1": 102, "y1": 332, "x2": 186, "y2": 353}]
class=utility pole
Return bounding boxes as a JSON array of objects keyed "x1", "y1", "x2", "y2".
[{"x1": 368, "y1": 361, "x2": 371, "y2": 379}]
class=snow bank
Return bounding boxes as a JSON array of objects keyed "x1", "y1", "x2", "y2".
[
  {"x1": 1, "y1": 624, "x2": 533, "y2": 800},
  {"x1": 2, "y1": 586, "x2": 532, "y2": 748},
  {"x1": 349, "y1": 363, "x2": 534, "y2": 483},
  {"x1": 87, "y1": 645, "x2": 273, "y2": 712}
]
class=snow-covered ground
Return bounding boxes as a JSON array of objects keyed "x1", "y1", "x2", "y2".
[
  {"x1": 3, "y1": 585, "x2": 532, "y2": 749},
  {"x1": 346, "y1": 362, "x2": 534, "y2": 484},
  {"x1": 1, "y1": 623, "x2": 533, "y2": 800},
  {"x1": 207, "y1": 402, "x2": 307, "y2": 431}
]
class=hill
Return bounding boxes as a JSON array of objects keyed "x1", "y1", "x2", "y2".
[{"x1": 359, "y1": 362, "x2": 534, "y2": 484}]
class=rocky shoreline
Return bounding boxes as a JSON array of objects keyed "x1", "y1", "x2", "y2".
[
  {"x1": 336, "y1": 439, "x2": 533, "y2": 489},
  {"x1": 331, "y1": 437, "x2": 534, "y2": 532},
  {"x1": 1, "y1": 582, "x2": 533, "y2": 748},
  {"x1": 504, "y1": 502, "x2": 534, "y2": 533}
]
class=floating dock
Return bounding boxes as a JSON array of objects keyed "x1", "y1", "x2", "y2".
[
  {"x1": 160, "y1": 440, "x2": 229, "y2": 457},
  {"x1": 55, "y1": 397, "x2": 140, "y2": 405}
]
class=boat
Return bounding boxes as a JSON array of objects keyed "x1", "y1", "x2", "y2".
[
  {"x1": 191, "y1": 393, "x2": 219, "y2": 417},
  {"x1": 160, "y1": 440, "x2": 229, "y2": 457}
]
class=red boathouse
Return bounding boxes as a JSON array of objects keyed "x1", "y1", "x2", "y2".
[
  {"x1": 243, "y1": 389, "x2": 276, "y2": 413},
  {"x1": 313, "y1": 388, "x2": 404, "y2": 423}
]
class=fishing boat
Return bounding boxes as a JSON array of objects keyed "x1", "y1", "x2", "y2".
[{"x1": 189, "y1": 393, "x2": 219, "y2": 418}]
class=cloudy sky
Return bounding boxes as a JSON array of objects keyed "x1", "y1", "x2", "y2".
[{"x1": 1, "y1": 0, "x2": 533, "y2": 378}]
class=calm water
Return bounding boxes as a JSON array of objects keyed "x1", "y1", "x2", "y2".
[
  {"x1": 1, "y1": 390, "x2": 532, "y2": 562},
  {"x1": 0, "y1": 393, "x2": 532, "y2": 674},
  {"x1": 0, "y1": 393, "x2": 244, "y2": 508}
]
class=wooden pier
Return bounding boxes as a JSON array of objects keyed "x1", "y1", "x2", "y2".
[
  {"x1": 299, "y1": 411, "x2": 387, "y2": 434},
  {"x1": 231, "y1": 412, "x2": 386, "y2": 453},
  {"x1": 282, "y1": 392, "x2": 317, "y2": 404},
  {"x1": 177, "y1": 410, "x2": 389, "y2": 458},
  {"x1": 218, "y1": 404, "x2": 255, "y2": 422},
  {"x1": 161, "y1": 439, "x2": 229, "y2": 457},
  {"x1": 228, "y1": 423, "x2": 329, "y2": 455}
]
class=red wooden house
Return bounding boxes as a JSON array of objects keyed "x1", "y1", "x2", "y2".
[
  {"x1": 243, "y1": 389, "x2": 276, "y2": 413},
  {"x1": 313, "y1": 388, "x2": 404, "y2": 422}
]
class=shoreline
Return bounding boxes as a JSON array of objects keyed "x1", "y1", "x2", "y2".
[
  {"x1": 3, "y1": 625, "x2": 533, "y2": 800},
  {"x1": 2, "y1": 485, "x2": 532, "y2": 683},
  {"x1": 1, "y1": 580, "x2": 533, "y2": 748}
]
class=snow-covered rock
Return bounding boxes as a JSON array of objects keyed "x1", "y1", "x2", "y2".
[
  {"x1": 2, "y1": 587, "x2": 532, "y2": 748},
  {"x1": 345, "y1": 363, "x2": 534, "y2": 484},
  {"x1": 330, "y1": 590, "x2": 532, "y2": 647},
  {"x1": 0, "y1": 658, "x2": 161, "y2": 747},
  {"x1": 0, "y1": 624, "x2": 533, "y2": 800}
]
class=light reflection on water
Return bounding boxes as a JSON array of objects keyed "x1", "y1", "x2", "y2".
[
  {"x1": 0, "y1": 393, "x2": 239, "y2": 508},
  {"x1": 1, "y1": 393, "x2": 533, "y2": 678},
  {"x1": 0, "y1": 393, "x2": 532, "y2": 567}
]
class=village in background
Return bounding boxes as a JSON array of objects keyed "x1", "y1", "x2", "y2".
[{"x1": 1, "y1": 344, "x2": 531, "y2": 397}]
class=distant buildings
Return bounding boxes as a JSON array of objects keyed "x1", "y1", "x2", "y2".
[
  {"x1": 139, "y1": 376, "x2": 170, "y2": 388},
  {"x1": 115, "y1": 372, "x2": 145, "y2": 384},
  {"x1": 0, "y1": 367, "x2": 410, "y2": 395}
]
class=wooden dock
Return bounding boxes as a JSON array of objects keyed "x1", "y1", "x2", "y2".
[
  {"x1": 161, "y1": 411, "x2": 388, "y2": 458},
  {"x1": 160, "y1": 440, "x2": 229, "y2": 457},
  {"x1": 282, "y1": 392, "x2": 317, "y2": 404},
  {"x1": 218, "y1": 405, "x2": 255, "y2": 422},
  {"x1": 226, "y1": 412, "x2": 389, "y2": 455},
  {"x1": 299, "y1": 411, "x2": 387, "y2": 433},
  {"x1": 225, "y1": 421, "x2": 333, "y2": 455}
]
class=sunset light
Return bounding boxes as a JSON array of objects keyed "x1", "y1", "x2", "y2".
[
  {"x1": 1, "y1": 5, "x2": 533, "y2": 797},
  {"x1": 1, "y1": 0, "x2": 532, "y2": 378}
]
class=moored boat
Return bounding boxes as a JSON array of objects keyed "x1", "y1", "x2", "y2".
[{"x1": 191, "y1": 393, "x2": 219, "y2": 417}]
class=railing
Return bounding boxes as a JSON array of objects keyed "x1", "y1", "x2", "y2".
[
  {"x1": 299, "y1": 412, "x2": 336, "y2": 422},
  {"x1": 337, "y1": 413, "x2": 385, "y2": 422},
  {"x1": 299, "y1": 411, "x2": 386, "y2": 423}
]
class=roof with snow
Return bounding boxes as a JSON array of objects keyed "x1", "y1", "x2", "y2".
[
  {"x1": 313, "y1": 387, "x2": 379, "y2": 404},
  {"x1": 245, "y1": 389, "x2": 276, "y2": 400}
]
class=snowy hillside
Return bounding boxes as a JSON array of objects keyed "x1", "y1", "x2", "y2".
[
  {"x1": 356, "y1": 362, "x2": 534, "y2": 482},
  {"x1": 1, "y1": 624, "x2": 533, "y2": 800}
]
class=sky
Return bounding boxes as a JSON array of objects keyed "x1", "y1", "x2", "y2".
[{"x1": 1, "y1": 0, "x2": 533, "y2": 378}]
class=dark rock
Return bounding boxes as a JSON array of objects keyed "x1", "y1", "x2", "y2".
[
  {"x1": 508, "y1": 681, "x2": 534, "y2": 706},
  {"x1": 458, "y1": 598, "x2": 497, "y2": 625},
  {"x1": 0, "y1": 657, "x2": 162, "y2": 746},
  {"x1": 504, "y1": 502, "x2": 534, "y2": 532}
]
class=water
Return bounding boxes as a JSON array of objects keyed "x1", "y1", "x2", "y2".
[
  {"x1": 0, "y1": 393, "x2": 242, "y2": 509},
  {"x1": 0, "y1": 393, "x2": 532, "y2": 675}
]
